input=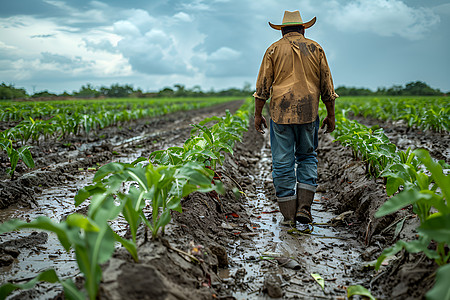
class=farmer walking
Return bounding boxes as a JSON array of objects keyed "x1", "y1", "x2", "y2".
[{"x1": 253, "y1": 10, "x2": 338, "y2": 227}]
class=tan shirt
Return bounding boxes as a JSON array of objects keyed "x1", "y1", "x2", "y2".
[{"x1": 254, "y1": 32, "x2": 338, "y2": 124}]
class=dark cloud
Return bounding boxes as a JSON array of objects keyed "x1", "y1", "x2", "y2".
[
  {"x1": 0, "y1": 0, "x2": 449, "y2": 93},
  {"x1": 31, "y1": 34, "x2": 55, "y2": 38},
  {"x1": 0, "y1": 0, "x2": 64, "y2": 17},
  {"x1": 83, "y1": 39, "x2": 117, "y2": 53},
  {"x1": 40, "y1": 52, "x2": 93, "y2": 69}
]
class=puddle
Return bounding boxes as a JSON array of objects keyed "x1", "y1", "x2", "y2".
[
  {"x1": 221, "y1": 137, "x2": 363, "y2": 299},
  {"x1": 0, "y1": 130, "x2": 185, "y2": 298}
]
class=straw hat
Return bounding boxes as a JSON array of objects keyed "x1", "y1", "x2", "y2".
[{"x1": 269, "y1": 10, "x2": 316, "y2": 30}]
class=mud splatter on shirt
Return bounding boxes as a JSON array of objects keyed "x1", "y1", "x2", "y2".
[{"x1": 254, "y1": 32, "x2": 338, "y2": 124}]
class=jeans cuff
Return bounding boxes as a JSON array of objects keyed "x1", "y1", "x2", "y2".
[
  {"x1": 297, "y1": 183, "x2": 317, "y2": 193},
  {"x1": 277, "y1": 194, "x2": 297, "y2": 202}
]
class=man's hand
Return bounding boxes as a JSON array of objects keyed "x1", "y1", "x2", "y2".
[
  {"x1": 321, "y1": 115, "x2": 335, "y2": 133},
  {"x1": 255, "y1": 115, "x2": 267, "y2": 134}
]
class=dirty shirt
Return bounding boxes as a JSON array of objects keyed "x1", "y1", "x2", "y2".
[{"x1": 254, "y1": 32, "x2": 338, "y2": 124}]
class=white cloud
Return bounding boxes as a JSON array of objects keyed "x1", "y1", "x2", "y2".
[
  {"x1": 209, "y1": 47, "x2": 241, "y2": 61},
  {"x1": 173, "y1": 12, "x2": 193, "y2": 22},
  {"x1": 181, "y1": 0, "x2": 211, "y2": 11},
  {"x1": 114, "y1": 20, "x2": 141, "y2": 37},
  {"x1": 0, "y1": 14, "x2": 129, "y2": 84},
  {"x1": 113, "y1": 10, "x2": 191, "y2": 75},
  {"x1": 325, "y1": 0, "x2": 440, "y2": 40}
]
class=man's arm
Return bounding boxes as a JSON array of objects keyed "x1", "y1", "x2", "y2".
[
  {"x1": 254, "y1": 97, "x2": 267, "y2": 134},
  {"x1": 253, "y1": 47, "x2": 273, "y2": 134},
  {"x1": 318, "y1": 47, "x2": 338, "y2": 133},
  {"x1": 321, "y1": 99, "x2": 335, "y2": 133}
]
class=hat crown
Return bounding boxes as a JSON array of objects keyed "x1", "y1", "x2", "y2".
[
  {"x1": 282, "y1": 11, "x2": 304, "y2": 25},
  {"x1": 268, "y1": 10, "x2": 316, "y2": 30}
]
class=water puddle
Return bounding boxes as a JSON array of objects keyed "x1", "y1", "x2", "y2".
[
  {"x1": 0, "y1": 131, "x2": 184, "y2": 297},
  {"x1": 221, "y1": 138, "x2": 363, "y2": 299}
]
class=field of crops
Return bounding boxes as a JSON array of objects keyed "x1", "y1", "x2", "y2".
[{"x1": 0, "y1": 96, "x2": 448, "y2": 299}]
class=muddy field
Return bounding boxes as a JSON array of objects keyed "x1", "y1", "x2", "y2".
[{"x1": 0, "y1": 100, "x2": 445, "y2": 299}]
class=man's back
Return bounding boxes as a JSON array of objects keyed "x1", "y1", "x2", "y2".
[{"x1": 254, "y1": 31, "x2": 336, "y2": 125}]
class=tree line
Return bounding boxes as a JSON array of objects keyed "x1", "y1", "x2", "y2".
[
  {"x1": 335, "y1": 81, "x2": 444, "y2": 97},
  {"x1": 0, "y1": 82, "x2": 253, "y2": 100},
  {"x1": 0, "y1": 80, "x2": 446, "y2": 100}
]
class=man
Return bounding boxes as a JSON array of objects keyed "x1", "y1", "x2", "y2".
[{"x1": 253, "y1": 10, "x2": 338, "y2": 227}]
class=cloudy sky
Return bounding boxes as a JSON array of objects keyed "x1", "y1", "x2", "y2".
[{"x1": 1, "y1": 0, "x2": 449, "y2": 94}]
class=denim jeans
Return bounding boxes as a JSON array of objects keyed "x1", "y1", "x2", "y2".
[{"x1": 270, "y1": 116, "x2": 319, "y2": 199}]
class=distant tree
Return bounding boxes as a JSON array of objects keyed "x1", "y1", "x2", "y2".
[
  {"x1": 173, "y1": 84, "x2": 187, "y2": 97},
  {"x1": 385, "y1": 85, "x2": 403, "y2": 96},
  {"x1": 0, "y1": 82, "x2": 28, "y2": 99},
  {"x1": 335, "y1": 86, "x2": 373, "y2": 96},
  {"x1": 158, "y1": 87, "x2": 175, "y2": 97},
  {"x1": 402, "y1": 81, "x2": 441, "y2": 96},
  {"x1": 32, "y1": 90, "x2": 57, "y2": 98},
  {"x1": 74, "y1": 83, "x2": 100, "y2": 98},
  {"x1": 189, "y1": 85, "x2": 204, "y2": 97},
  {"x1": 100, "y1": 83, "x2": 134, "y2": 98}
]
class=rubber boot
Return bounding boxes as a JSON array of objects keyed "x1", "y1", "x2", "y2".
[
  {"x1": 277, "y1": 196, "x2": 297, "y2": 227},
  {"x1": 295, "y1": 186, "x2": 315, "y2": 224}
]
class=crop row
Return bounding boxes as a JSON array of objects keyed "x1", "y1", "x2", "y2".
[
  {"x1": 0, "y1": 97, "x2": 239, "y2": 122},
  {"x1": 335, "y1": 96, "x2": 450, "y2": 132},
  {"x1": 0, "y1": 98, "x2": 253, "y2": 299},
  {"x1": 0, "y1": 97, "x2": 238, "y2": 179},
  {"x1": 321, "y1": 105, "x2": 450, "y2": 300}
]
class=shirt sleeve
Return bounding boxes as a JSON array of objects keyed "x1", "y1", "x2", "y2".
[
  {"x1": 253, "y1": 47, "x2": 274, "y2": 101},
  {"x1": 319, "y1": 49, "x2": 339, "y2": 102}
]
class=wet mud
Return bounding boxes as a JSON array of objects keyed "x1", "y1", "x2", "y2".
[
  {"x1": 350, "y1": 114, "x2": 450, "y2": 163},
  {"x1": 0, "y1": 104, "x2": 442, "y2": 299}
]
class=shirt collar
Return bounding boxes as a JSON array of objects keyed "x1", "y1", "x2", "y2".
[{"x1": 283, "y1": 32, "x2": 304, "y2": 38}]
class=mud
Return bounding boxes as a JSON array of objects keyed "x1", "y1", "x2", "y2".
[
  {"x1": 350, "y1": 114, "x2": 450, "y2": 163},
  {"x1": 0, "y1": 101, "x2": 244, "y2": 208},
  {"x1": 0, "y1": 103, "x2": 443, "y2": 299}
]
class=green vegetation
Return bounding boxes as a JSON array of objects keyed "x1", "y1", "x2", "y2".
[
  {"x1": 336, "y1": 96, "x2": 450, "y2": 132},
  {"x1": 0, "y1": 82, "x2": 253, "y2": 100},
  {"x1": 321, "y1": 97, "x2": 449, "y2": 300},
  {"x1": 0, "y1": 97, "x2": 239, "y2": 179},
  {"x1": 0, "y1": 98, "x2": 253, "y2": 299},
  {"x1": 336, "y1": 81, "x2": 444, "y2": 97},
  {"x1": 0, "y1": 83, "x2": 27, "y2": 100},
  {"x1": 1, "y1": 80, "x2": 445, "y2": 100}
]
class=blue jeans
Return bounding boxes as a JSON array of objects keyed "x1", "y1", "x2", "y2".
[{"x1": 270, "y1": 116, "x2": 319, "y2": 199}]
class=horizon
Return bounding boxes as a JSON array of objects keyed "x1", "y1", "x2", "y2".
[
  {"x1": 2, "y1": 80, "x2": 448, "y2": 96},
  {"x1": 1, "y1": 0, "x2": 449, "y2": 94}
]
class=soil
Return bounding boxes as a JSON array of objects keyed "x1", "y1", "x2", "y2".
[
  {"x1": 349, "y1": 113, "x2": 450, "y2": 163},
  {"x1": 0, "y1": 102, "x2": 444, "y2": 299}
]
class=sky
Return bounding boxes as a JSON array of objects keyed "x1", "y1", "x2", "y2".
[{"x1": 1, "y1": 0, "x2": 449, "y2": 94}]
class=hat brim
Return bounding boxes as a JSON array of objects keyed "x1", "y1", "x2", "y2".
[{"x1": 269, "y1": 17, "x2": 316, "y2": 30}]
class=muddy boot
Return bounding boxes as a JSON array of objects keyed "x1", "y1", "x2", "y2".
[
  {"x1": 277, "y1": 195, "x2": 297, "y2": 227},
  {"x1": 295, "y1": 186, "x2": 315, "y2": 224}
]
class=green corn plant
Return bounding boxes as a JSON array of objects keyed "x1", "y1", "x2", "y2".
[
  {"x1": 334, "y1": 96, "x2": 449, "y2": 133},
  {"x1": 379, "y1": 150, "x2": 446, "y2": 222},
  {"x1": 0, "y1": 210, "x2": 136, "y2": 300},
  {"x1": 15, "y1": 117, "x2": 37, "y2": 145},
  {"x1": 0, "y1": 269, "x2": 83, "y2": 300},
  {"x1": 150, "y1": 107, "x2": 250, "y2": 170},
  {"x1": 375, "y1": 149, "x2": 450, "y2": 298},
  {"x1": 426, "y1": 263, "x2": 450, "y2": 300},
  {"x1": 76, "y1": 160, "x2": 224, "y2": 241},
  {"x1": 0, "y1": 135, "x2": 35, "y2": 179}
]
